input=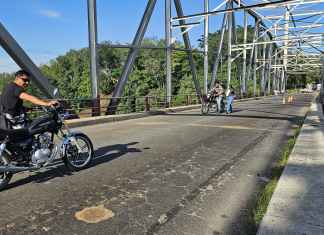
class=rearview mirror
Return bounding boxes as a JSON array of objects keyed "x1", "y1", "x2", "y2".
[{"x1": 53, "y1": 88, "x2": 58, "y2": 97}]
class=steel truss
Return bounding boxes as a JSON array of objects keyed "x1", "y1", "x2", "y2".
[
  {"x1": 107, "y1": 0, "x2": 322, "y2": 112},
  {"x1": 168, "y1": 0, "x2": 323, "y2": 98},
  {"x1": 0, "y1": 0, "x2": 323, "y2": 114},
  {"x1": 0, "y1": 23, "x2": 57, "y2": 98}
]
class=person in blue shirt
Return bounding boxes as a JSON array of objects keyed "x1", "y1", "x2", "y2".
[{"x1": 226, "y1": 85, "x2": 235, "y2": 114}]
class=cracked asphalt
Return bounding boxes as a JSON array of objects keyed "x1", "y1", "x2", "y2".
[{"x1": 0, "y1": 93, "x2": 314, "y2": 235}]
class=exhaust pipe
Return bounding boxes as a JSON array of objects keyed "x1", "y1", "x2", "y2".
[{"x1": 0, "y1": 165, "x2": 39, "y2": 173}]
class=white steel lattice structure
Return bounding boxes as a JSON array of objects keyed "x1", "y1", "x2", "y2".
[{"x1": 172, "y1": 0, "x2": 324, "y2": 96}]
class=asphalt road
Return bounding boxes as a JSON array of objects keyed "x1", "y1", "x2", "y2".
[{"x1": 0, "y1": 93, "x2": 314, "y2": 235}]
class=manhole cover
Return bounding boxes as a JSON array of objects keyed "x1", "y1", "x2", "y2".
[{"x1": 75, "y1": 205, "x2": 114, "y2": 224}]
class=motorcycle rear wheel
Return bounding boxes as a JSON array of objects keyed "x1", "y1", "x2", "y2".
[{"x1": 63, "y1": 133, "x2": 94, "y2": 171}]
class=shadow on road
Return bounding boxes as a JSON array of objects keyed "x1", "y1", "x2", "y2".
[
  {"x1": 3, "y1": 142, "x2": 143, "y2": 191},
  {"x1": 243, "y1": 109, "x2": 300, "y2": 117},
  {"x1": 93, "y1": 141, "x2": 142, "y2": 165},
  {"x1": 166, "y1": 111, "x2": 302, "y2": 122}
]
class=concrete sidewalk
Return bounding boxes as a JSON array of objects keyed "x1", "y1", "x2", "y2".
[{"x1": 258, "y1": 96, "x2": 324, "y2": 234}]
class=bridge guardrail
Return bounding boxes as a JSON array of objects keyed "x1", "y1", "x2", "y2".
[
  {"x1": 27, "y1": 91, "x2": 293, "y2": 120},
  {"x1": 29, "y1": 93, "x2": 201, "y2": 119}
]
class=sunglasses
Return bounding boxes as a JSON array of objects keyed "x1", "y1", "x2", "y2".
[{"x1": 21, "y1": 78, "x2": 30, "y2": 83}]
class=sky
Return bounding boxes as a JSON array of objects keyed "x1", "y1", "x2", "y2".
[
  {"x1": 0, "y1": 0, "x2": 249, "y2": 73},
  {"x1": 0, "y1": 0, "x2": 323, "y2": 73}
]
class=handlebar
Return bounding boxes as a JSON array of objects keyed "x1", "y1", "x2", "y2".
[{"x1": 41, "y1": 102, "x2": 63, "y2": 113}]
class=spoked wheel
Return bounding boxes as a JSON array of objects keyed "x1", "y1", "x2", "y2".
[
  {"x1": 201, "y1": 102, "x2": 210, "y2": 115},
  {"x1": 0, "y1": 153, "x2": 13, "y2": 191},
  {"x1": 63, "y1": 133, "x2": 94, "y2": 171}
]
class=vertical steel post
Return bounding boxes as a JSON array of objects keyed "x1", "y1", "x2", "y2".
[
  {"x1": 246, "y1": 19, "x2": 259, "y2": 85},
  {"x1": 165, "y1": 0, "x2": 172, "y2": 106},
  {"x1": 242, "y1": 10, "x2": 248, "y2": 96},
  {"x1": 277, "y1": 68, "x2": 280, "y2": 91},
  {"x1": 87, "y1": 0, "x2": 100, "y2": 116},
  {"x1": 272, "y1": 64, "x2": 276, "y2": 92},
  {"x1": 174, "y1": 0, "x2": 202, "y2": 102},
  {"x1": 274, "y1": 67, "x2": 277, "y2": 92},
  {"x1": 320, "y1": 56, "x2": 324, "y2": 94},
  {"x1": 227, "y1": 1, "x2": 233, "y2": 90},
  {"x1": 281, "y1": 67, "x2": 285, "y2": 92},
  {"x1": 231, "y1": 2, "x2": 242, "y2": 96},
  {"x1": 106, "y1": 0, "x2": 157, "y2": 114},
  {"x1": 283, "y1": 7, "x2": 289, "y2": 93},
  {"x1": 0, "y1": 23, "x2": 57, "y2": 98},
  {"x1": 273, "y1": 24, "x2": 278, "y2": 93},
  {"x1": 231, "y1": 2, "x2": 237, "y2": 44},
  {"x1": 253, "y1": 20, "x2": 260, "y2": 97},
  {"x1": 278, "y1": 53, "x2": 282, "y2": 91},
  {"x1": 210, "y1": 11, "x2": 228, "y2": 88},
  {"x1": 267, "y1": 43, "x2": 273, "y2": 94},
  {"x1": 278, "y1": 51, "x2": 282, "y2": 91},
  {"x1": 261, "y1": 37, "x2": 266, "y2": 95},
  {"x1": 203, "y1": 0, "x2": 209, "y2": 95},
  {"x1": 278, "y1": 53, "x2": 283, "y2": 93},
  {"x1": 273, "y1": 49, "x2": 278, "y2": 92}
]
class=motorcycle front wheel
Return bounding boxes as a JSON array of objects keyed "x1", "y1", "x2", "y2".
[
  {"x1": 201, "y1": 102, "x2": 210, "y2": 115},
  {"x1": 0, "y1": 153, "x2": 13, "y2": 191},
  {"x1": 63, "y1": 133, "x2": 94, "y2": 171}
]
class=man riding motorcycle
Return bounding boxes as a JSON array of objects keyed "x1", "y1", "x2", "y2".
[
  {"x1": 0, "y1": 70, "x2": 58, "y2": 129},
  {"x1": 0, "y1": 70, "x2": 94, "y2": 190},
  {"x1": 210, "y1": 81, "x2": 225, "y2": 113}
]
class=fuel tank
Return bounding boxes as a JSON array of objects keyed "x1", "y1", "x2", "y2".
[{"x1": 28, "y1": 114, "x2": 57, "y2": 135}]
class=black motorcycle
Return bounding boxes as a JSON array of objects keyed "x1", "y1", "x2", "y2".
[
  {"x1": 201, "y1": 93, "x2": 225, "y2": 115},
  {"x1": 0, "y1": 105, "x2": 94, "y2": 190},
  {"x1": 201, "y1": 92, "x2": 216, "y2": 115}
]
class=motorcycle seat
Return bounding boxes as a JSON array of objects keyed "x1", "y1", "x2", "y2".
[{"x1": 0, "y1": 128, "x2": 30, "y2": 141}]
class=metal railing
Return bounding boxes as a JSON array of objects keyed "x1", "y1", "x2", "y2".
[{"x1": 29, "y1": 93, "x2": 201, "y2": 119}]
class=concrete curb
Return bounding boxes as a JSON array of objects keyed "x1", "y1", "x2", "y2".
[
  {"x1": 257, "y1": 93, "x2": 324, "y2": 235},
  {"x1": 66, "y1": 94, "x2": 284, "y2": 128},
  {"x1": 65, "y1": 104, "x2": 201, "y2": 128}
]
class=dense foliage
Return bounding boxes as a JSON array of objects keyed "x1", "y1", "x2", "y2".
[{"x1": 0, "y1": 24, "x2": 320, "y2": 112}]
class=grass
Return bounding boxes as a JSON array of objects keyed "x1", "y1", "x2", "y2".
[{"x1": 253, "y1": 125, "x2": 302, "y2": 226}]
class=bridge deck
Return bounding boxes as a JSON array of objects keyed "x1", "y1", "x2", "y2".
[{"x1": 0, "y1": 93, "x2": 314, "y2": 234}]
